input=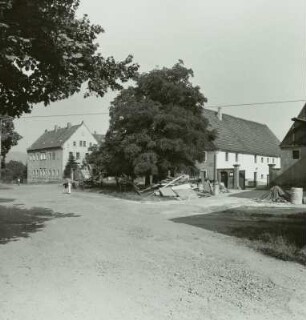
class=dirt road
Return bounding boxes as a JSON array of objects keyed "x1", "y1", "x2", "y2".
[{"x1": 0, "y1": 184, "x2": 305, "y2": 320}]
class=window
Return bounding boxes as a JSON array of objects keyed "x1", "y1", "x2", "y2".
[
  {"x1": 76, "y1": 152, "x2": 80, "y2": 160},
  {"x1": 79, "y1": 141, "x2": 82, "y2": 147},
  {"x1": 85, "y1": 153, "x2": 89, "y2": 158},
  {"x1": 52, "y1": 152, "x2": 56, "y2": 160},
  {"x1": 73, "y1": 141, "x2": 76, "y2": 147},
  {"x1": 225, "y1": 152, "x2": 229, "y2": 161},
  {"x1": 40, "y1": 153, "x2": 46, "y2": 160},
  {"x1": 261, "y1": 157, "x2": 264, "y2": 163},
  {"x1": 261, "y1": 174, "x2": 264, "y2": 179},
  {"x1": 292, "y1": 150, "x2": 300, "y2": 160},
  {"x1": 36, "y1": 153, "x2": 39, "y2": 160},
  {"x1": 69, "y1": 151, "x2": 73, "y2": 158},
  {"x1": 254, "y1": 155, "x2": 257, "y2": 163},
  {"x1": 235, "y1": 153, "x2": 239, "y2": 162},
  {"x1": 89, "y1": 142, "x2": 92, "y2": 147},
  {"x1": 267, "y1": 157, "x2": 270, "y2": 163},
  {"x1": 83, "y1": 141, "x2": 86, "y2": 147},
  {"x1": 272, "y1": 158, "x2": 275, "y2": 164}
]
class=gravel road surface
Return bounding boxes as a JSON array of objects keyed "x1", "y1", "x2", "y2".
[{"x1": 0, "y1": 184, "x2": 305, "y2": 320}]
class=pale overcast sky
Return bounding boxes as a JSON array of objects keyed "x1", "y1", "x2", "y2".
[{"x1": 12, "y1": 0, "x2": 306, "y2": 153}]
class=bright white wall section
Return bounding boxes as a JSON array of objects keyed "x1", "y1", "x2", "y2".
[{"x1": 216, "y1": 151, "x2": 281, "y2": 183}]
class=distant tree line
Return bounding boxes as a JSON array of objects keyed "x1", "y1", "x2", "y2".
[{"x1": 1, "y1": 160, "x2": 27, "y2": 183}]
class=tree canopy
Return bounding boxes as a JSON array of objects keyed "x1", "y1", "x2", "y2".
[
  {"x1": 1, "y1": 119, "x2": 22, "y2": 168},
  {"x1": 63, "y1": 152, "x2": 78, "y2": 179},
  {"x1": 0, "y1": 0, "x2": 138, "y2": 117},
  {"x1": 88, "y1": 62, "x2": 215, "y2": 181}
]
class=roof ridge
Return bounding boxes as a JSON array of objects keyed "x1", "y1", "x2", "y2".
[
  {"x1": 27, "y1": 122, "x2": 83, "y2": 151},
  {"x1": 204, "y1": 108, "x2": 268, "y2": 127}
]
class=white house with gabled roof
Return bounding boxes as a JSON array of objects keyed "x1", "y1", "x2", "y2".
[
  {"x1": 27, "y1": 121, "x2": 103, "y2": 183},
  {"x1": 197, "y1": 109, "x2": 281, "y2": 189}
]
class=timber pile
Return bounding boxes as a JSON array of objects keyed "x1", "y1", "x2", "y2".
[
  {"x1": 139, "y1": 175, "x2": 212, "y2": 200},
  {"x1": 259, "y1": 186, "x2": 290, "y2": 203}
]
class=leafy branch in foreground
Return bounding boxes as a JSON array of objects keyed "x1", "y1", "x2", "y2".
[{"x1": 0, "y1": 0, "x2": 139, "y2": 117}]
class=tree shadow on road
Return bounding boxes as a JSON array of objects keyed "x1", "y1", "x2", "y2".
[
  {"x1": 0, "y1": 205, "x2": 79, "y2": 245},
  {"x1": 172, "y1": 206, "x2": 306, "y2": 265}
]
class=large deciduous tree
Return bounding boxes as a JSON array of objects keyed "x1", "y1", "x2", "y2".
[
  {"x1": 0, "y1": 0, "x2": 138, "y2": 117},
  {"x1": 1, "y1": 119, "x2": 22, "y2": 168},
  {"x1": 89, "y1": 62, "x2": 215, "y2": 182}
]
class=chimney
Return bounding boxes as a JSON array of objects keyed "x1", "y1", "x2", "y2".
[
  {"x1": 67, "y1": 122, "x2": 72, "y2": 128},
  {"x1": 217, "y1": 107, "x2": 223, "y2": 121},
  {"x1": 54, "y1": 125, "x2": 58, "y2": 132}
]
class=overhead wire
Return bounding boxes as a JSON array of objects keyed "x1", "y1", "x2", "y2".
[
  {"x1": 206, "y1": 99, "x2": 306, "y2": 109},
  {"x1": 13, "y1": 98, "x2": 306, "y2": 120}
]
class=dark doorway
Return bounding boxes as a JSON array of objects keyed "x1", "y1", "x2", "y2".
[
  {"x1": 239, "y1": 170, "x2": 246, "y2": 189},
  {"x1": 220, "y1": 171, "x2": 228, "y2": 188}
]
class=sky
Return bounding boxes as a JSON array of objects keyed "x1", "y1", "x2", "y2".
[{"x1": 11, "y1": 0, "x2": 306, "y2": 154}]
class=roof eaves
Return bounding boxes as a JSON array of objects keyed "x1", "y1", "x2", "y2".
[{"x1": 27, "y1": 146, "x2": 63, "y2": 152}]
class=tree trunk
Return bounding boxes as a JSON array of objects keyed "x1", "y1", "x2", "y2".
[
  {"x1": 1, "y1": 156, "x2": 5, "y2": 169},
  {"x1": 145, "y1": 174, "x2": 150, "y2": 187}
]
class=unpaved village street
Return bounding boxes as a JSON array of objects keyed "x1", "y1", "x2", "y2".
[{"x1": 0, "y1": 184, "x2": 306, "y2": 320}]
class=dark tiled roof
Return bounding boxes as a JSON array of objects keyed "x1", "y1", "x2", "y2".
[
  {"x1": 203, "y1": 109, "x2": 281, "y2": 157},
  {"x1": 280, "y1": 104, "x2": 306, "y2": 148},
  {"x1": 28, "y1": 124, "x2": 81, "y2": 151}
]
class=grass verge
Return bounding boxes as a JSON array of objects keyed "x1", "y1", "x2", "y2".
[{"x1": 247, "y1": 234, "x2": 306, "y2": 265}]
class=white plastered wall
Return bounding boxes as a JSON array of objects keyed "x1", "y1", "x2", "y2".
[{"x1": 216, "y1": 151, "x2": 281, "y2": 183}]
